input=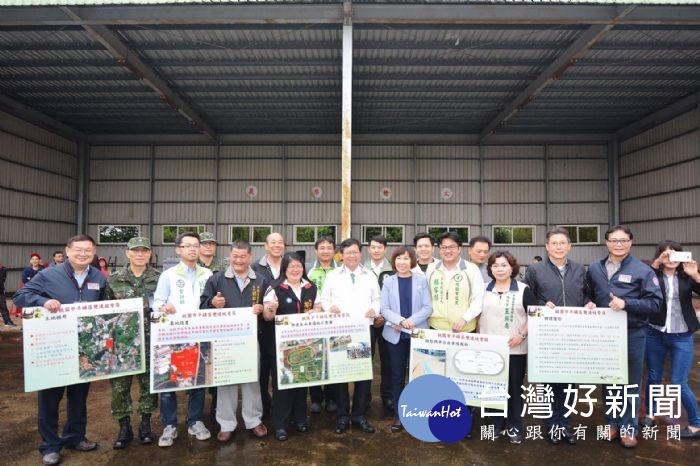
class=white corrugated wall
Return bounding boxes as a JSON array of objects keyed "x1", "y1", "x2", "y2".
[
  {"x1": 0, "y1": 110, "x2": 78, "y2": 292},
  {"x1": 85, "y1": 142, "x2": 610, "y2": 270},
  {"x1": 619, "y1": 108, "x2": 700, "y2": 261}
]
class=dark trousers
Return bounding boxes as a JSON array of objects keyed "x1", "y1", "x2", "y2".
[
  {"x1": 505, "y1": 354, "x2": 527, "y2": 432},
  {"x1": 272, "y1": 387, "x2": 307, "y2": 430},
  {"x1": 0, "y1": 295, "x2": 12, "y2": 324},
  {"x1": 544, "y1": 383, "x2": 574, "y2": 430},
  {"x1": 309, "y1": 384, "x2": 337, "y2": 404},
  {"x1": 369, "y1": 325, "x2": 392, "y2": 401},
  {"x1": 604, "y1": 326, "x2": 646, "y2": 436},
  {"x1": 334, "y1": 380, "x2": 370, "y2": 421},
  {"x1": 483, "y1": 354, "x2": 526, "y2": 433},
  {"x1": 258, "y1": 325, "x2": 275, "y2": 414},
  {"x1": 386, "y1": 336, "x2": 411, "y2": 419},
  {"x1": 38, "y1": 383, "x2": 91, "y2": 455}
]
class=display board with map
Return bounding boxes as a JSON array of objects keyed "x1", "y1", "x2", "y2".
[
  {"x1": 274, "y1": 312, "x2": 372, "y2": 390},
  {"x1": 23, "y1": 298, "x2": 145, "y2": 392},
  {"x1": 150, "y1": 307, "x2": 257, "y2": 393},
  {"x1": 409, "y1": 329, "x2": 510, "y2": 408}
]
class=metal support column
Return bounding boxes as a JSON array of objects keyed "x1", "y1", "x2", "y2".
[
  {"x1": 412, "y1": 144, "x2": 417, "y2": 236},
  {"x1": 282, "y1": 144, "x2": 288, "y2": 236},
  {"x1": 608, "y1": 138, "x2": 620, "y2": 226},
  {"x1": 148, "y1": 145, "x2": 155, "y2": 242},
  {"x1": 213, "y1": 143, "x2": 221, "y2": 236},
  {"x1": 76, "y1": 139, "x2": 89, "y2": 234},
  {"x1": 340, "y1": 5, "x2": 353, "y2": 240},
  {"x1": 478, "y1": 144, "x2": 485, "y2": 236},
  {"x1": 544, "y1": 144, "x2": 550, "y2": 230}
]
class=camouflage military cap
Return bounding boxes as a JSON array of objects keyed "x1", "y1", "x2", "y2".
[
  {"x1": 200, "y1": 232, "x2": 217, "y2": 244},
  {"x1": 127, "y1": 236, "x2": 151, "y2": 250}
]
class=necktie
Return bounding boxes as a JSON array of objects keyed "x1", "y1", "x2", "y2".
[{"x1": 350, "y1": 272, "x2": 356, "y2": 284}]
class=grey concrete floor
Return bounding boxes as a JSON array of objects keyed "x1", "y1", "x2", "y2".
[{"x1": 1, "y1": 311, "x2": 699, "y2": 465}]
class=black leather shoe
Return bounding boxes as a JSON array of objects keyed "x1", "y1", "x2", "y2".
[
  {"x1": 113, "y1": 416, "x2": 133, "y2": 449},
  {"x1": 71, "y1": 439, "x2": 97, "y2": 451},
  {"x1": 508, "y1": 430, "x2": 523, "y2": 445},
  {"x1": 334, "y1": 419, "x2": 349, "y2": 434},
  {"x1": 391, "y1": 420, "x2": 403, "y2": 433},
  {"x1": 383, "y1": 398, "x2": 394, "y2": 412},
  {"x1": 562, "y1": 428, "x2": 577, "y2": 445},
  {"x1": 352, "y1": 418, "x2": 375, "y2": 433},
  {"x1": 640, "y1": 417, "x2": 655, "y2": 429},
  {"x1": 325, "y1": 400, "x2": 338, "y2": 413},
  {"x1": 292, "y1": 422, "x2": 309, "y2": 433},
  {"x1": 274, "y1": 429, "x2": 288, "y2": 441},
  {"x1": 547, "y1": 432, "x2": 561, "y2": 445},
  {"x1": 139, "y1": 414, "x2": 155, "y2": 445},
  {"x1": 680, "y1": 427, "x2": 700, "y2": 439}
]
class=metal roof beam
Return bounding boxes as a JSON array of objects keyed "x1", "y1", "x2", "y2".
[
  {"x1": 58, "y1": 6, "x2": 217, "y2": 141},
  {"x1": 615, "y1": 91, "x2": 700, "y2": 142},
  {"x1": 6, "y1": 57, "x2": 697, "y2": 68},
  {"x1": 0, "y1": 92, "x2": 83, "y2": 142},
  {"x1": 2, "y1": 4, "x2": 700, "y2": 26},
  {"x1": 10, "y1": 71, "x2": 698, "y2": 84},
  {"x1": 480, "y1": 7, "x2": 636, "y2": 142},
  {"x1": 353, "y1": 4, "x2": 700, "y2": 26},
  {"x1": 25, "y1": 38, "x2": 674, "y2": 52},
  {"x1": 84, "y1": 132, "x2": 612, "y2": 145},
  {"x1": 0, "y1": 5, "x2": 344, "y2": 26}
]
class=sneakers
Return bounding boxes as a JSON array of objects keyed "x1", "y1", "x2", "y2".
[
  {"x1": 187, "y1": 421, "x2": 211, "y2": 441},
  {"x1": 42, "y1": 452, "x2": 60, "y2": 465},
  {"x1": 158, "y1": 425, "x2": 178, "y2": 447}
]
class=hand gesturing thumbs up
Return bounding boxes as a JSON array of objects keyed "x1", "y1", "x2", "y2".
[{"x1": 212, "y1": 292, "x2": 225, "y2": 309}]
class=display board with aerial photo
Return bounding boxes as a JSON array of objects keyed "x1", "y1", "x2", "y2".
[
  {"x1": 150, "y1": 307, "x2": 258, "y2": 393},
  {"x1": 23, "y1": 298, "x2": 145, "y2": 392},
  {"x1": 274, "y1": 312, "x2": 372, "y2": 390}
]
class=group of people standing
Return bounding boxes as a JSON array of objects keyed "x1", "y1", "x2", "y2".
[{"x1": 10, "y1": 225, "x2": 700, "y2": 465}]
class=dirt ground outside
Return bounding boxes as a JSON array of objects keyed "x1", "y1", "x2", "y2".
[{"x1": 1, "y1": 308, "x2": 699, "y2": 466}]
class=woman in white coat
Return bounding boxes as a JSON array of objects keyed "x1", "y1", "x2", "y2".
[{"x1": 380, "y1": 246, "x2": 433, "y2": 432}]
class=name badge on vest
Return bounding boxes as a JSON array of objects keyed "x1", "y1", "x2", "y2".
[
  {"x1": 618, "y1": 274, "x2": 632, "y2": 284},
  {"x1": 87, "y1": 282, "x2": 100, "y2": 290}
]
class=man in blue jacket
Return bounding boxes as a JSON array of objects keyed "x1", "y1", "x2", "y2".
[
  {"x1": 587, "y1": 225, "x2": 662, "y2": 449},
  {"x1": 13, "y1": 235, "x2": 106, "y2": 466}
]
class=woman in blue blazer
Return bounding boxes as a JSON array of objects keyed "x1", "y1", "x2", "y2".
[{"x1": 380, "y1": 246, "x2": 432, "y2": 432}]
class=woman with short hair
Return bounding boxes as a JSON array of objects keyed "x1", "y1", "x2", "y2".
[
  {"x1": 380, "y1": 246, "x2": 432, "y2": 433},
  {"x1": 478, "y1": 251, "x2": 535, "y2": 445}
]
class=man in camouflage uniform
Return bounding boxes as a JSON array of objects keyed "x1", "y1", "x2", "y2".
[
  {"x1": 198, "y1": 232, "x2": 224, "y2": 273},
  {"x1": 106, "y1": 237, "x2": 160, "y2": 449}
]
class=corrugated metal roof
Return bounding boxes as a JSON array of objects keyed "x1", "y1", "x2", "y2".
[
  {"x1": 3, "y1": 1, "x2": 698, "y2": 5},
  {"x1": 0, "y1": 1, "x2": 699, "y2": 138}
]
